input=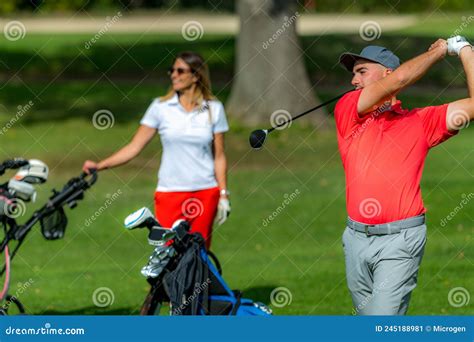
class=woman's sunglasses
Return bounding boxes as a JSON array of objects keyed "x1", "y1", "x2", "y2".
[{"x1": 167, "y1": 67, "x2": 194, "y2": 76}]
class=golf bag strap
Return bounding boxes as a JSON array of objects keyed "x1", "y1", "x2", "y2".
[
  {"x1": 201, "y1": 250, "x2": 210, "y2": 315},
  {"x1": 230, "y1": 290, "x2": 242, "y2": 315},
  {"x1": 207, "y1": 250, "x2": 222, "y2": 275}
]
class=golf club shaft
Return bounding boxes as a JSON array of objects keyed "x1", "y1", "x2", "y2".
[{"x1": 268, "y1": 89, "x2": 353, "y2": 132}]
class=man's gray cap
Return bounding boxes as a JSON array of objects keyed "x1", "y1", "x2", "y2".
[{"x1": 339, "y1": 46, "x2": 400, "y2": 72}]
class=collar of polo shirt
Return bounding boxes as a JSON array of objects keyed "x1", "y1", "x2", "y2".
[
  {"x1": 389, "y1": 100, "x2": 409, "y2": 115},
  {"x1": 167, "y1": 93, "x2": 180, "y2": 106},
  {"x1": 167, "y1": 93, "x2": 209, "y2": 113},
  {"x1": 374, "y1": 98, "x2": 408, "y2": 116}
]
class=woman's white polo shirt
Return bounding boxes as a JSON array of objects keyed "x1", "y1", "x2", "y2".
[{"x1": 140, "y1": 94, "x2": 229, "y2": 192}]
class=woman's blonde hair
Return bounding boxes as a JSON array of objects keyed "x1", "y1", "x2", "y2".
[{"x1": 160, "y1": 51, "x2": 215, "y2": 108}]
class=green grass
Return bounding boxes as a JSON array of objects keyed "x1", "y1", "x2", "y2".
[
  {"x1": 394, "y1": 13, "x2": 474, "y2": 37},
  {"x1": 0, "y1": 17, "x2": 473, "y2": 315},
  {"x1": 0, "y1": 108, "x2": 472, "y2": 315}
]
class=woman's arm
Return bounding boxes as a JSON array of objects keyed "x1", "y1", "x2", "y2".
[
  {"x1": 213, "y1": 132, "x2": 231, "y2": 225},
  {"x1": 213, "y1": 132, "x2": 227, "y2": 195},
  {"x1": 83, "y1": 125, "x2": 156, "y2": 173}
]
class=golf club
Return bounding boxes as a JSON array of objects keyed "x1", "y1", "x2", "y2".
[{"x1": 249, "y1": 89, "x2": 353, "y2": 149}]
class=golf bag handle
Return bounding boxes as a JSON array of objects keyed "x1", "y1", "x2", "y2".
[
  {"x1": 0, "y1": 159, "x2": 29, "y2": 176},
  {"x1": 13, "y1": 170, "x2": 97, "y2": 241},
  {"x1": 0, "y1": 170, "x2": 98, "y2": 273},
  {"x1": 48, "y1": 170, "x2": 97, "y2": 208}
]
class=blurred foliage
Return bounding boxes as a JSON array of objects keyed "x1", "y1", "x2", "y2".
[
  {"x1": 0, "y1": 0, "x2": 235, "y2": 14},
  {"x1": 0, "y1": 0, "x2": 473, "y2": 14},
  {"x1": 0, "y1": 33, "x2": 468, "y2": 93},
  {"x1": 313, "y1": 0, "x2": 474, "y2": 13},
  {"x1": 0, "y1": 0, "x2": 21, "y2": 14}
]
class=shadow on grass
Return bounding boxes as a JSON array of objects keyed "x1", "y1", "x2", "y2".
[
  {"x1": 36, "y1": 286, "x2": 276, "y2": 315},
  {"x1": 38, "y1": 306, "x2": 139, "y2": 315},
  {"x1": 241, "y1": 285, "x2": 277, "y2": 305}
]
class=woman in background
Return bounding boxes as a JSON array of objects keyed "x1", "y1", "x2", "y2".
[{"x1": 83, "y1": 51, "x2": 230, "y2": 249}]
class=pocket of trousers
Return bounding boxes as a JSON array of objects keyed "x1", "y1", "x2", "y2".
[{"x1": 401, "y1": 224, "x2": 427, "y2": 258}]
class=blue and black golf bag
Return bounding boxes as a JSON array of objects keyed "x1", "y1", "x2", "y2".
[{"x1": 162, "y1": 231, "x2": 272, "y2": 316}]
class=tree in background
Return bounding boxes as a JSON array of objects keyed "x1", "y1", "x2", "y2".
[{"x1": 226, "y1": 0, "x2": 326, "y2": 126}]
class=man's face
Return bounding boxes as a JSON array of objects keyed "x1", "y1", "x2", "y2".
[{"x1": 351, "y1": 59, "x2": 392, "y2": 90}]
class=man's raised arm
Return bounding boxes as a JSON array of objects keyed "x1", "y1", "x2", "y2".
[
  {"x1": 446, "y1": 36, "x2": 474, "y2": 131},
  {"x1": 358, "y1": 39, "x2": 447, "y2": 115}
]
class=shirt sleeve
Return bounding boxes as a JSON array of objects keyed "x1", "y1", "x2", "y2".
[
  {"x1": 212, "y1": 101, "x2": 229, "y2": 134},
  {"x1": 334, "y1": 89, "x2": 366, "y2": 140},
  {"x1": 415, "y1": 104, "x2": 458, "y2": 148},
  {"x1": 140, "y1": 99, "x2": 161, "y2": 129}
]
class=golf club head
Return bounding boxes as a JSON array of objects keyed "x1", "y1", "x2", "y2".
[
  {"x1": 124, "y1": 207, "x2": 158, "y2": 229},
  {"x1": 7, "y1": 179, "x2": 37, "y2": 202},
  {"x1": 172, "y1": 219, "x2": 190, "y2": 240},
  {"x1": 249, "y1": 129, "x2": 268, "y2": 149},
  {"x1": 148, "y1": 227, "x2": 176, "y2": 246}
]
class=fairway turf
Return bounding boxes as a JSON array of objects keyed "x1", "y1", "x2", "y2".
[{"x1": 0, "y1": 112, "x2": 472, "y2": 315}]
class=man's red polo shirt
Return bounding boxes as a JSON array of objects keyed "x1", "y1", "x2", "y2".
[{"x1": 334, "y1": 89, "x2": 457, "y2": 224}]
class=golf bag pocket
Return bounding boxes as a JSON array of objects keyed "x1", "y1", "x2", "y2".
[{"x1": 163, "y1": 234, "x2": 272, "y2": 316}]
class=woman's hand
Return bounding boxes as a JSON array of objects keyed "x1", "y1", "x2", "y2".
[
  {"x1": 213, "y1": 132, "x2": 229, "y2": 226},
  {"x1": 215, "y1": 197, "x2": 231, "y2": 225},
  {"x1": 82, "y1": 160, "x2": 99, "y2": 174}
]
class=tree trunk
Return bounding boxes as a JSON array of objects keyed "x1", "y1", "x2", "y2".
[{"x1": 226, "y1": 0, "x2": 326, "y2": 127}]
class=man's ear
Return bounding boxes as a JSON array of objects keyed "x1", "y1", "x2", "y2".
[{"x1": 383, "y1": 68, "x2": 393, "y2": 77}]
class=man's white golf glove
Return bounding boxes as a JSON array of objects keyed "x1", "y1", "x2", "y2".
[
  {"x1": 215, "y1": 198, "x2": 231, "y2": 225},
  {"x1": 447, "y1": 35, "x2": 472, "y2": 56}
]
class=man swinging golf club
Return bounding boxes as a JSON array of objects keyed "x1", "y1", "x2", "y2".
[{"x1": 335, "y1": 36, "x2": 474, "y2": 315}]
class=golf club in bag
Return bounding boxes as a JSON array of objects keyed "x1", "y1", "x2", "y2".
[
  {"x1": 0, "y1": 163, "x2": 97, "y2": 315},
  {"x1": 124, "y1": 207, "x2": 272, "y2": 316},
  {"x1": 249, "y1": 89, "x2": 353, "y2": 149}
]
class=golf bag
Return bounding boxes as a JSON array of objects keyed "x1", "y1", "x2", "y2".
[{"x1": 162, "y1": 233, "x2": 271, "y2": 316}]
